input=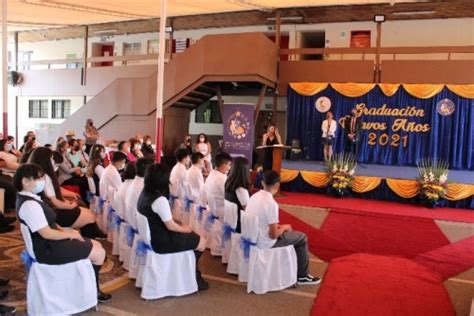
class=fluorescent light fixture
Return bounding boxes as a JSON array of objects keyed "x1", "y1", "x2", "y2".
[
  {"x1": 94, "y1": 29, "x2": 118, "y2": 34},
  {"x1": 392, "y1": 10, "x2": 435, "y2": 16},
  {"x1": 374, "y1": 14, "x2": 386, "y2": 22},
  {"x1": 267, "y1": 16, "x2": 303, "y2": 22}
]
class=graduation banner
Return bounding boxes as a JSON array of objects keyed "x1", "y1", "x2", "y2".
[
  {"x1": 223, "y1": 103, "x2": 254, "y2": 162},
  {"x1": 287, "y1": 83, "x2": 474, "y2": 170}
]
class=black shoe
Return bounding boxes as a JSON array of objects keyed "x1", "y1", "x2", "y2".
[
  {"x1": 97, "y1": 290, "x2": 112, "y2": 303},
  {"x1": 0, "y1": 226, "x2": 14, "y2": 234},
  {"x1": 297, "y1": 274, "x2": 322, "y2": 285},
  {"x1": 0, "y1": 216, "x2": 16, "y2": 226},
  {"x1": 95, "y1": 230, "x2": 108, "y2": 240},
  {"x1": 197, "y1": 275, "x2": 209, "y2": 291},
  {"x1": 0, "y1": 290, "x2": 7, "y2": 300},
  {"x1": 0, "y1": 304, "x2": 16, "y2": 315},
  {"x1": 0, "y1": 278, "x2": 9, "y2": 287}
]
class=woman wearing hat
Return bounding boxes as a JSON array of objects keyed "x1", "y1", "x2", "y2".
[{"x1": 84, "y1": 119, "x2": 99, "y2": 155}]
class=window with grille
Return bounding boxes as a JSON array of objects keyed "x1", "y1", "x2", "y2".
[
  {"x1": 51, "y1": 100, "x2": 71, "y2": 119},
  {"x1": 28, "y1": 100, "x2": 49, "y2": 118}
]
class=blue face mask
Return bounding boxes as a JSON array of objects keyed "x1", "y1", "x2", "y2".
[
  {"x1": 5, "y1": 144, "x2": 13, "y2": 152},
  {"x1": 33, "y1": 180, "x2": 45, "y2": 195}
]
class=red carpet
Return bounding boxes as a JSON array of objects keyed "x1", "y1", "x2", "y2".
[
  {"x1": 279, "y1": 208, "x2": 450, "y2": 260},
  {"x1": 312, "y1": 253, "x2": 455, "y2": 316},
  {"x1": 414, "y1": 236, "x2": 474, "y2": 280},
  {"x1": 277, "y1": 192, "x2": 474, "y2": 223}
]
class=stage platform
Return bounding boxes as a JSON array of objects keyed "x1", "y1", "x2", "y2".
[{"x1": 282, "y1": 160, "x2": 474, "y2": 184}]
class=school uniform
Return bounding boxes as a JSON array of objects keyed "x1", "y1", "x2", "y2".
[
  {"x1": 17, "y1": 191, "x2": 92, "y2": 265},
  {"x1": 186, "y1": 165, "x2": 205, "y2": 206},
  {"x1": 137, "y1": 192, "x2": 199, "y2": 254},
  {"x1": 43, "y1": 174, "x2": 81, "y2": 227},
  {"x1": 246, "y1": 189, "x2": 310, "y2": 278},
  {"x1": 99, "y1": 165, "x2": 122, "y2": 201},
  {"x1": 124, "y1": 176, "x2": 144, "y2": 228},
  {"x1": 225, "y1": 187, "x2": 249, "y2": 233},
  {"x1": 204, "y1": 170, "x2": 227, "y2": 218},
  {"x1": 169, "y1": 163, "x2": 188, "y2": 202},
  {"x1": 113, "y1": 179, "x2": 133, "y2": 219}
]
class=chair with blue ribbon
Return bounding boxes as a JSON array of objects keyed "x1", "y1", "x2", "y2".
[
  {"x1": 21, "y1": 249, "x2": 36, "y2": 275},
  {"x1": 135, "y1": 239, "x2": 152, "y2": 266},
  {"x1": 108, "y1": 211, "x2": 123, "y2": 231},
  {"x1": 184, "y1": 196, "x2": 194, "y2": 213},
  {"x1": 221, "y1": 223, "x2": 236, "y2": 248},
  {"x1": 195, "y1": 205, "x2": 206, "y2": 223},
  {"x1": 125, "y1": 225, "x2": 138, "y2": 247},
  {"x1": 98, "y1": 197, "x2": 105, "y2": 213},
  {"x1": 205, "y1": 213, "x2": 219, "y2": 232},
  {"x1": 239, "y1": 236, "x2": 257, "y2": 262},
  {"x1": 169, "y1": 195, "x2": 178, "y2": 210}
]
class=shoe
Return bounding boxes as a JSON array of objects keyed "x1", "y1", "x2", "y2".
[
  {"x1": 0, "y1": 278, "x2": 9, "y2": 286},
  {"x1": 97, "y1": 290, "x2": 112, "y2": 303},
  {"x1": 0, "y1": 304, "x2": 16, "y2": 315},
  {"x1": 197, "y1": 275, "x2": 209, "y2": 291},
  {"x1": 0, "y1": 226, "x2": 14, "y2": 234},
  {"x1": 0, "y1": 290, "x2": 7, "y2": 300},
  {"x1": 297, "y1": 274, "x2": 322, "y2": 285},
  {"x1": 94, "y1": 230, "x2": 108, "y2": 240},
  {"x1": 0, "y1": 216, "x2": 16, "y2": 226}
]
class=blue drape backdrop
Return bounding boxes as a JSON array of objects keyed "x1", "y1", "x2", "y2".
[{"x1": 287, "y1": 85, "x2": 474, "y2": 170}]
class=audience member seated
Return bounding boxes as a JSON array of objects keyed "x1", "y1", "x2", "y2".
[
  {"x1": 19, "y1": 139, "x2": 38, "y2": 164},
  {"x1": 125, "y1": 158, "x2": 153, "y2": 229},
  {"x1": 19, "y1": 131, "x2": 35, "y2": 153},
  {"x1": 0, "y1": 139, "x2": 20, "y2": 177},
  {"x1": 28, "y1": 147, "x2": 105, "y2": 239},
  {"x1": 99, "y1": 152, "x2": 127, "y2": 201},
  {"x1": 141, "y1": 135, "x2": 155, "y2": 161},
  {"x1": 77, "y1": 139, "x2": 90, "y2": 163},
  {"x1": 118, "y1": 141, "x2": 135, "y2": 163},
  {"x1": 186, "y1": 152, "x2": 206, "y2": 207},
  {"x1": 170, "y1": 149, "x2": 190, "y2": 210},
  {"x1": 130, "y1": 139, "x2": 144, "y2": 160},
  {"x1": 0, "y1": 158, "x2": 17, "y2": 215},
  {"x1": 224, "y1": 157, "x2": 251, "y2": 233},
  {"x1": 86, "y1": 144, "x2": 106, "y2": 197},
  {"x1": 204, "y1": 152, "x2": 232, "y2": 218},
  {"x1": 7, "y1": 136, "x2": 22, "y2": 159},
  {"x1": 56, "y1": 140, "x2": 90, "y2": 202},
  {"x1": 180, "y1": 135, "x2": 194, "y2": 157},
  {"x1": 54, "y1": 136, "x2": 65, "y2": 151},
  {"x1": 67, "y1": 139, "x2": 88, "y2": 174},
  {"x1": 137, "y1": 163, "x2": 208, "y2": 290},
  {"x1": 246, "y1": 170, "x2": 321, "y2": 285},
  {"x1": 114, "y1": 162, "x2": 136, "y2": 219},
  {"x1": 13, "y1": 164, "x2": 112, "y2": 302}
]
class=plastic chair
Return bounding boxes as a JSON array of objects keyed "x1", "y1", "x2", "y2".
[
  {"x1": 222, "y1": 200, "x2": 238, "y2": 264},
  {"x1": 205, "y1": 194, "x2": 223, "y2": 256}
]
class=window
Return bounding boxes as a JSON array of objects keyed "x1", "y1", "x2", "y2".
[
  {"x1": 51, "y1": 100, "x2": 71, "y2": 119},
  {"x1": 195, "y1": 101, "x2": 222, "y2": 124},
  {"x1": 66, "y1": 53, "x2": 79, "y2": 69},
  {"x1": 123, "y1": 42, "x2": 142, "y2": 65},
  {"x1": 28, "y1": 100, "x2": 49, "y2": 118}
]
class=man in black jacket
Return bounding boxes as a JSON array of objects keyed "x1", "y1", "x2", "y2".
[{"x1": 343, "y1": 108, "x2": 362, "y2": 158}]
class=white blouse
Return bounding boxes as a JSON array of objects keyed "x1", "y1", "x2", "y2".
[{"x1": 321, "y1": 119, "x2": 337, "y2": 138}]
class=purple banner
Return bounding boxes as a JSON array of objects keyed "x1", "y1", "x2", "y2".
[{"x1": 223, "y1": 103, "x2": 254, "y2": 162}]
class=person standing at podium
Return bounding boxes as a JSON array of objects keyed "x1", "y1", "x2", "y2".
[{"x1": 262, "y1": 123, "x2": 282, "y2": 171}]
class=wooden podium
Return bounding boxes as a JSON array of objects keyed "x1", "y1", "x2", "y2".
[{"x1": 256, "y1": 145, "x2": 291, "y2": 175}]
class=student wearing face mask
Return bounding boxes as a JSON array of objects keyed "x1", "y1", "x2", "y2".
[
  {"x1": 77, "y1": 139, "x2": 90, "y2": 163},
  {"x1": 14, "y1": 164, "x2": 112, "y2": 302},
  {"x1": 28, "y1": 147, "x2": 106, "y2": 239},
  {"x1": 99, "y1": 152, "x2": 127, "y2": 202},
  {"x1": 195, "y1": 133, "x2": 212, "y2": 176},
  {"x1": 141, "y1": 135, "x2": 156, "y2": 161},
  {"x1": 84, "y1": 118, "x2": 99, "y2": 155},
  {"x1": 130, "y1": 139, "x2": 144, "y2": 160},
  {"x1": 204, "y1": 152, "x2": 232, "y2": 219},
  {"x1": 0, "y1": 139, "x2": 20, "y2": 178},
  {"x1": 67, "y1": 139, "x2": 88, "y2": 174},
  {"x1": 118, "y1": 141, "x2": 134, "y2": 163},
  {"x1": 86, "y1": 145, "x2": 107, "y2": 198}
]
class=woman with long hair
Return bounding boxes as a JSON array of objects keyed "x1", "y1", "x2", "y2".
[
  {"x1": 137, "y1": 163, "x2": 208, "y2": 290},
  {"x1": 195, "y1": 133, "x2": 212, "y2": 176},
  {"x1": 28, "y1": 147, "x2": 105, "y2": 239},
  {"x1": 261, "y1": 123, "x2": 282, "y2": 171},
  {"x1": 321, "y1": 111, "x2": 337, "y2": 161},
  {"x1": 19, "y1": 139, "x2": 38, "y2": 164},
  {"x1": 86, "y1": 144, "x2": 106, "y2": 197},
  {"x1": 130, "y1": 138, "x2": 144, "y2": 160},
  {"x1": 224, "y1": 157, "x2": 251, "y2": 233}
]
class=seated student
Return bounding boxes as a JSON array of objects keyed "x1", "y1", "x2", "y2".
[
  {"x1": 137, "y1": 163, "x2": 208, "y2": 290},
  {"x1": 169, "y1": 149, "x2": 190, "y2": 207},
  {"x1": 28, "y1": 147, "x2": 105, "y2": 239},
  {"x1": 224, "y1": 157, "x2": 251, "y2": 233},
  {"x1": 7, "y1": 136, "x2": 22, "y2": 159},
  {"x1": 19, "y1": 139, "x2": 39, "y2": 164},
  {"x1": 118, "y1": 141, "x2": 135, "y2": 163},
  {"x1": 246, "y1": 170, "x2": 321, "y2": 285},
  {"x1": 204, "y1": 151, "x2": 232, "y2": 218},
  {"x1": 13, "y1": 164, "x2": 112, "y2": 302},
  {"x1": 124, "y1": 158, "x2": 153, "y2": 228},
  {"x1": 86, "y1": 145, "x2": 106, "y2": 197},
  {"x1": 99, "y1": 151, "x2": 127, "y2": 201},
  {"x1": 0, "y1": 139, "x2": 20, "y2": 177},
  {"x1": 77, "y1": 139, "x2": 90, "y2": 164},
  {"x1": 56, "y1": 140, "x2": 89, "y2": 202},
  {"x1": 141, "y1": 135, "x2": 156, "y2": 160},
  {"x1": 19, "y1": 131, "x2": 35, "y2": 153},
  {"x1": 113, "y1": 162, "x2": 136, "y2": 220},
  {"x1": 130, "y1": 139, "x2": 144, "y2": 160},
  {"x1": 67, "y1": 139, "x2": 88, "y2": 174},
  {"x1": 186, "y1": 152, "x2": 205, "y2": 207}
]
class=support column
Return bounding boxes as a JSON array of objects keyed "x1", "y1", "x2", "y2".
[
  {"x1": 1, "y1": 0, "x2": 7, "y2": 138},
  {"x1": 155, "y1": 0, "x2": 168, "y2": 163},
  {"x1": 82, "y1": 25, "x2": 89, "y2": 86},
  {"x1": 272, "y1": 10, "x2": 282, "y2": 122},
  {"x1": 375, "y1": 22, "x2": 382, "y2": 83}
]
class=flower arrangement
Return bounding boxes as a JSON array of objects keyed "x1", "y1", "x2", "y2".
[
  {"x1": 417, "y1": 158, "x2": 449, "y2": 208},
  {"x1": 326, "y1": 152, "x2": 357, "y2": 197}
]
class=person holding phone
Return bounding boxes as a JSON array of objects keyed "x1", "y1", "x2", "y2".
[{"x1": 262, "y1": 123, "x2": 282, "y2": 171}]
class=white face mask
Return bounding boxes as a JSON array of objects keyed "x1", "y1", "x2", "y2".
[
  {"x1": 134, "y1": 144, "x2": 140, "y2": 151},
  {"x1": 146, "y1": 141, "x2": 151, "y2": 145},
  {"x1": 100, "y1": 152, "x2": 107, "y2": 159},
  {"x1": 5, "y1": 143, "x2": 13, "y2": 152},
  {"x1": 33, "y1": 180, "x2": 45, "y2": 194}
]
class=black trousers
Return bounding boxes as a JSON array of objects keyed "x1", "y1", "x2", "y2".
[{"x1": 0, "y1": 174, "x2": 15, "y2": 211}]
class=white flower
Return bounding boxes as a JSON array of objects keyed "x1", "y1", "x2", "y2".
[
  {"x1": 342, "y1": 165, "x2": 348, "y2": 172},
  {"x1": 332, "y1": 166, "x2": 337, "y2": 173},
  {"x1": 439, "y1": 174, "x2": 447, "y2": 184},
  {"x1": 428, "y1": 172, "x2": 435, "y2": 182},
  {"x1": 349, "y1": 169, "x2": 355, "y2": 176}
]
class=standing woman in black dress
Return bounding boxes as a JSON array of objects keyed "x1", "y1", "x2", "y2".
[
  {"x1": 137, "y1": 163, "x2": 209, "y2": 290},
  {"x1": 262, "y1": 123, "x2": 282, "y2": 171},
  {"x1": 14, "y1": 164, "x2": 112, "y2": 302}
]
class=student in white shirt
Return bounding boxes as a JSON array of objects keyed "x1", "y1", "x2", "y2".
[
  {"x1": 124, "y1": 158, "x2": 153, "y2": 228},
  {"x1": 169, "y1": 148, "x2": 190, "y2": 204},
  {"x1": 246, "y1": 170, "x2": 321, "y2": 285},
  {"x1": 186, "y1": 152, "x2": 206, "y2": 207},
  {"x1": 224, "y1": 156, "x2": 250, "y2": 233},
  {"x1": 113, "y1": 162, "x2": 136, "y2": 220},
  {"x1": 204, "y1": 152, "x2": 232, "y2": 219},
  {"x1": 321, "y1": 111, "x2": 337, "y2": 161},
  {"x1": 99, "y1": 151, "x2": 127, "y2": 201},
  {"x1": 86, "y1": 144, "x2": 107, "y2": 197}
]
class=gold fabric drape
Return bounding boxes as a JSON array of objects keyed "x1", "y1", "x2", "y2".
[
  {"x1": 300, "y1": 171, "x2": 328, "y2": 188},
  {"x1": 331, "y1": 83, "x2": 376, "y2": 97},
  {"x1": 445, "y1": 183, "x2": 474, "y2": 201},
  {"x1": 289, "y1": 82, "x2": 328, "y2": 96},
  {"x1": 280, "y1": 169, "x2": 299, "y2": 184},
  {"x1": 378, "y1": 83, "x2": 401, "y2": 97},
  {"x1": 402, "y1": 84, "x2": 445, "y2": 99},
  {"x1": 352, "y1": 176, "x2": 382, "y2": 193},
  {"x1": 385, "y1": 179, "x2": 420, "y2": 198},
  {"x1": 446, "y1": 84, "x2": 474, "y2": 99}
]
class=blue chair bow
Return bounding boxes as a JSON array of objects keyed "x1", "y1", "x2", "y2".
[
  {"x1": 108, "y1": 212, "x2": 123, "y2": 231},
  {"x1": 239, "y1": 236, "x2": 257, "y2": 262},
  {"x1": 86, "y1": 191, "x2": 94, "y2": 203},
  {"x1": 184, "y1": 197, "x2": 194, "y2": 213},
  {"x1": 98, "y1": 197, "x2": 105, "y2": 213},
  {"x1": 222, "y1": 223, "x2": 236, "y2": 247},
  {"x1": 125, "y1": 225, "x2": 138, "y2": 247},
  {"x1": 205, "y1": 213, "x2": 219, "y2": 232},
  {"x1": 21, "y1": 250, "x2": 37, "y2": 274},
  {"x1": 135, "y1": 239, "x2": 152, "y2": 265},
  {"x1": 107, "y1": 205, "x2": 116, "y2": 228},
  {"x1": 195, "y1": 206, "x2": 206, "y2": 222},
  {"x1": 169, "y1": 195, "x2": 178, "y2": 209}
]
